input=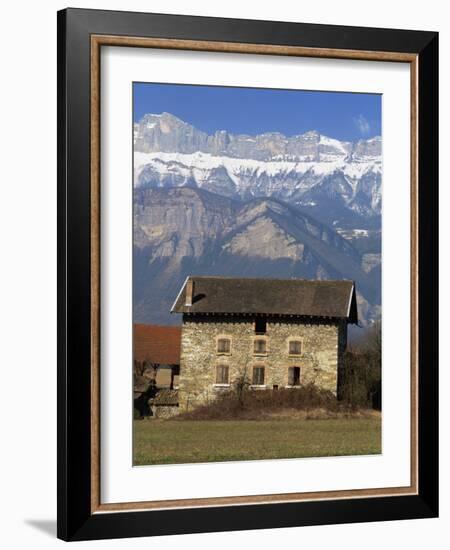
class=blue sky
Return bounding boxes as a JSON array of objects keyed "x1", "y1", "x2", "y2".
[{"x1": 133, "y1": 82, "x2": 381, "y2": 142}]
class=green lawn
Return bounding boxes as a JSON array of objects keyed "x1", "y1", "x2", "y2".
[{"x1": 133, "y1": 416, "x2": 381, "y2": 465}]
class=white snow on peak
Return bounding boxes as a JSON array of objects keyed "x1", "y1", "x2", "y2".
[
  {"x1": 134, "y1": 150, "x2": 381, "y2": 189},
  {"x1": 319, "y1": 134, "x2": 349, "y2": 154}
]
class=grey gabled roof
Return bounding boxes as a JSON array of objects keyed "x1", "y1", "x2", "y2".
[{"x1": 171, "y1": 276, "x2": 357, "y2": 323}]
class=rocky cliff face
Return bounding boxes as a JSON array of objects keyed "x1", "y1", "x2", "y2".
[
  {"x1": 133, "y1": 187, "x2": 380, "y2": 326},
  {"x1": 134, "y1": 112, "x2": 381, "y2": 162},
  {"x1": 134, "y1": 113, "x2": 381, "y2": 230}
]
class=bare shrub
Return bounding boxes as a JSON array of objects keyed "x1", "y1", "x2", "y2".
[
  {"x1": 340, "y1": 321, "x2": 382, "y2": 409},
  {"x1": 174, "y1": 383, "x2": 352, "y2": 421}
]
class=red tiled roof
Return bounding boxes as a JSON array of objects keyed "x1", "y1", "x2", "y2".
[{"x1": 134, "y1": 324, "x2": 181, "y2": 365}]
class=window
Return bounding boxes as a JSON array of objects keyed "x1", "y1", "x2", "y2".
[
  {"x1": 255, "y1": 318, "x2": 267, "y2": 334},
  {"x1": 288, "y1": 366, "x2": 301, "y2": 386},
  {"x1": 289, "y1": 340, "x2": 302, "y2": 355},
  {"x1": 253, "y1": 338, "x2": 267, "y2": 354},
  {"x1": 216, "y1": 365, "x2": 230, "y2": 385},
  {"x1": 217, "y1": 338, "x2": 231, "y2": 354},
  {"x1": 252, "y1": 366, "x2": 265, "y2": 385}
]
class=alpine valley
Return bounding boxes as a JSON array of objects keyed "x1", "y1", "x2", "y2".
[{"x1": 133, "y1": 112, "x2": 382, "y2": 327}]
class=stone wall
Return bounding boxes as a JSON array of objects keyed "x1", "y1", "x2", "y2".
[{"x1": 178, "y1": 315, "x2": 346, "y2": 410}]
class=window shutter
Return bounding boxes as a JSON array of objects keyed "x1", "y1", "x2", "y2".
[
  {"x1": 288, "y1": 367, "x2": 294, "y2": 386},
  {"x1": 216, "y1": 365, "x2": 229, "y2": 384},
  {"x1": 254, "y1": 339, "x2": 267, "y2": 354},
  {"x1": 289, "y1": 340, "x2": 302, "y2": 355},
  {"x1": 217, "y1": 338, "x2": 231, "y2": 353},
  {"x1": 252, "y1": 366, "x2": 265, "y2": 385}
]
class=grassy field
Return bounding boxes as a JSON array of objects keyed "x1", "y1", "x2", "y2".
[{"x1": 133, "y1": 415, "x2": 381, "y2": 466}]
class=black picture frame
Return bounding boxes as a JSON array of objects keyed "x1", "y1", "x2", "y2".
[{"x1": 57, "y1": 7, "x2": 438, "y2": 541}]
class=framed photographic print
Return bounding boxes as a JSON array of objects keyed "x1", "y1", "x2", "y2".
[{"x1": 57, "y1": 8, "x2": 438, "y2": 541}]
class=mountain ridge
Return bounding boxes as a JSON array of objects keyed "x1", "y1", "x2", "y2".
[
  {"x1": 133, "y1": 112, "x2": 382, "y2": 230},
  {"x1": 134, "y1": 112, "x2": 381, "y2": 161},
  {"x1": 133, "y1": 187, "x2": 380, "y2": 327}
]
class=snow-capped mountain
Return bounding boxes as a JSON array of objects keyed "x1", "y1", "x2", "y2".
[
  {"x1": 132, "y1": 112, "x2": 382, "y2": 327},
  {"x1": 134, "y1": 113, "x2": 382, "y2": 229},
  {"x1": 134, "y1": 112, "x2": 382, "y2": 229}
]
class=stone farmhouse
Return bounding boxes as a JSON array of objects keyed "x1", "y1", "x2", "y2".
[{"x1": 171, "y1": 276, "x2": 358, "y2": 411}]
